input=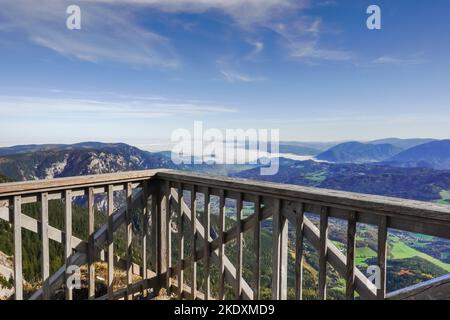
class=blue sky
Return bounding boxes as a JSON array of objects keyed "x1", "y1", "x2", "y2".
[{"x1": 0, "y1": 0, "x2": 450, "y2": 146}]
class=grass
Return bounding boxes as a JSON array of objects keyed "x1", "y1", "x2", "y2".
[
  {"x1": 389, "y1": 237, "x2": 450, "y2": 272},
  {"x1": 436, "y1": 190, "x2": 450, "y2": 205},
  {"x1": 355, "y1": 246, "x2": 377, "y2": 267}
]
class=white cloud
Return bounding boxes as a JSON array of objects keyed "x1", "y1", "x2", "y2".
[
  {"x1": 0, "y1": 0, "x2": 179, "y2": 67},
  {"x1": 372, "y1": 55, "x2": 427, "y2": 65},
  {"x1": 0, "y1": 93, "x2": 238, "y2": 119},
  {"x1": 221, "y1": 70, "x2": 266, "y2": 83}
]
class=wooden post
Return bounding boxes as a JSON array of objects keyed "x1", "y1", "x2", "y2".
[
  {"x1": 158, "y1": 181, "x2": 170, "y2": 292},
  {"x1": 126, "y1": 182, "x2": 133, "y2": 300},
  {"x1": 279, "y1": 201, "x2": 288, "y2": 300},
  {"x1": 271, "y1": 198, "x2": 281, "y2": 300},
  {"x1": 318, "y1": 206, "x2": 329, "y2": 300},
  {"x1": 190, "y1": 185, "x2": 197, "y2": 300},
  {"x1": 141, "y1": 181, "x2": 149, "y2": 297},
  {"x1": 88, "y1": 187, "x2": 95, "y2": 300},
  {"x1": 218, "y1": 189, "x2": 226, "y2": 300},
  {"x1": 346, "y1": 211, "x2": 357, "y2": 300},
  {"x1": 253, "y1": 196, "x2": 261, "y2": 300},
  {"x1": 41, "y1": 193, "x2": 50, "y2": 300},
  {"x1": 203, "y1": 187, "x2": 211, "y2": 300},
  {"x1": 107, "y1": 185, "x2": 114, "y2": 300},
  {"x1": 236, "y1": 193, "x2": 243, "y2": 300},
  {"x1": 377, "y1": 215, "x2": 388, "y2": 299},
  {"x1": 295, "y1": 203, "x2": 305, "y2": 300},
  {"x1": 13, "y1": 196, "x2": 23, "y2": 300},
  {"x1": 178, "y1": 183, "x2": 184, "y2": 299},
  {"x1": 65, "y1": 190, "x2": 73, "y2": 300}
]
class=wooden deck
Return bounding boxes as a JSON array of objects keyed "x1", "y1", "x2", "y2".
[{"x1": 1, "y1": 169, "x2": 450, "y2": 300}]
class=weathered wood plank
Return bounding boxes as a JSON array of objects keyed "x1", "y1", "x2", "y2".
[
  {"x1": 236, "y1": 193, "x2": 243, "y2": 299},
  {"x1": 295, "y1": 203, "x2": 305, "y2": 300},
  {"x1": 387, "y1": 274, "x2": 450, "y2": 300},
  {"x1": 0, "y1": 169, "x2": 161, "y2": 197},
  {"x1": 279, "y1": 201, "x2": 288, "y2": 300},
  {"x1": 107, "y1": 185, "x2": 114, "y2": 300},
  {"x1": 318, "y1": 206, "x2": 329, "y2": 300},
  {"x1": 164, "y1": 181, "x2": 172, "y2": 292},
  {"x1": 88, "y1": 187, "x2": 95, "y2": 299},
  {"x1": 253, "y1": 196, "x2": 261, "y2": 300},
  {"x1": 178, "y1": 183, "x2": 184, "y2": 299},
  {"x1": 126, "y1": 182, "x2": 133, "y2": 300},
  {"x1": 13, "y1": 196, "x2": 23, "y2": 300},
  {"x1": 377, "y1": 215, "x2": 388, "y2": 299},
  {"x1": 64, "y1": 190, "x2": 73, "y2": 300},
  {"x1": 346, "y1": 211, "x2": 357, "y2": 300},
  {"x1": 190, "y1": 185, "x2": 197, "y2": 300},
  {"x1": 141, "y1": 181, "x2": 149, "y2": 297},
  {"x1": 156, "y1": 170, "x2": 450, "y2": 226},
  {"x1": 271, "y1": 198, "x2": 281, "y2": 300},
  {"x1": 203, "y1": 187, "x2": 211, "y2": 300},
  {"x1": 41, "y1": 193, "x2": 50, "y2": 300},
  {"x1": 218, "y1": 189, "x2": 226, "y2": 300}
]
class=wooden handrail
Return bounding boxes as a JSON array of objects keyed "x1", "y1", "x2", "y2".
[{"x1": 1, "y1": 169, "x2": 450, "y2": 300}]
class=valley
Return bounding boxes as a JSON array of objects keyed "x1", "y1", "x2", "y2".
[{"x1": 0, "y1": 140, "x2": 450, "y2": 299}]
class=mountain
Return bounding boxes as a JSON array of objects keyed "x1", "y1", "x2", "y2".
[
  {"x1": 234, "y1": 158, "x2": 450, "y2": 202},
  {"x1": 0, "y1": 142, "x2": 175, "y2": 181},
  {"x1": 369, "y1": 138, "x2": 436, "y2": 149},
  {"x1": 384, "y1": 140, "x2": 450, "y2": 170},
  {"x1": 315, "y1": 141, "x2": 402, "y2": 163}
]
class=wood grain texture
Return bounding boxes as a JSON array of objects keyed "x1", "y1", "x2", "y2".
[
  {"x1": 64, "y1": 190, "x2": 73, "y2": 300},
  {"x1": 203, "y1": 187, "x2": 211, "y2": 300},
  {"x1": 346, "y1": 211, "x2": 357, "y2": 300},
  {"x1": 107, "y1": 185, "x2": 114, "y2": 300},
  {"x1": 41, "y1": 193, "x2": 50, "y2": 300},
  {"x1": 88, "y1": 187, "x2": 95, "y2": 299},
  {"x1": 377, "y1": 215, "x2": 388, "y2": 299},
  {"x1": 13, "y1": 196, "x2": 23, "y2": 300},
  {"x1": 318, "y1": 206, "x2": 329, "y2": 300},
  {"x1": 295, "y1": 203, "x2": 305, "y2": 300}
]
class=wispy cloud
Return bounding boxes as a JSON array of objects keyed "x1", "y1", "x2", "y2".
[
  {"x1": 0, "y1": 93, "x2": 238, "y2": 119},
  {"x1": 372, "y1": 55, "x2": 428, "y2": 65},
  {"x1": 268, "y1": 17, "x2": 354, "y2": 62},
  {"x1": 221, "y1": 70, "x2": 266, "y2": 83},
  {"x1": 0, "y1": 0, "x2": 179, "y2": 67}
]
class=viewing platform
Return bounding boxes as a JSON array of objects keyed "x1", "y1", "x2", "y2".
[{"x1": 1, "y1": 169, "x2": 450, "y2": 300}]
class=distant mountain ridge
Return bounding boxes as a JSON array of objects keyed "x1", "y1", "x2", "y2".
[
  {"x1": 316, "y1": 141, "x2": 402, "y2": 163},
  {"x1": 0, "y1": 142, "x2": 174, "y2": 181},
  {"x1": 368, "y1": 138, "x2": 435, "y2": 149},
  {"x1": 384, "y1": 140, "x2": 450, "y2": 170}
]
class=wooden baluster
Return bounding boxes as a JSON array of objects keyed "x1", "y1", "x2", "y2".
[
  {"x1": 107, "y1": 185, "x2": 114, "y2": 300},
  {"x1": 159, "y1": 181, "x2": 170, "y2": 293},
  {"x1": 13, "y1": 195, "x2": 23, "y2": 300},
  {"x1": 377, "y1": 215, "x2": 388, "y2": 299},
  {"x1": 279, "y1": 201, "x2": 288, "y2": 300},
  {"x1": 65, "y1": 190, "x2": 73, "y2": 300},
  {"x1": 346, "y1": 211, "x2": 357, "y2": 300},
  {"x1": 253, "y1": 196, "x2": 261, "y2": 300},
  {"x1": 141, "y1": 181, "x2": 149, "y2": 297},
  {"x1": 151, "y1": 187, "x2": 159, "y2": 280},
  {"x1": 218, "y1": 189, "x2": 226, "y2": 300},
  {"x1": 295, "y1": 203, "x2": 305, "y2": 300},
  {"x1": 318, "y1": 206, "x2": 329, "y2": 300},
  {"x1": 41, "y1": 193, "x2": 50, "y2": 300},
  {"x1": 236, "y1": 193, "x2": 243, "y2": 299},
  {"x1": 271, "y1": 198, "x2": 281, "y2": 300},
  {"x1": 178, "y1": 183, "x2": 184, "y2": 299},
  {"x1": 203, "y1": 187, "x2": 211, "y2": 300},
  {"x1": 88, "y1": 187, "x2": 95, "y2": 299},
  {"x1": 126, "y1": 182, "x2": 133, "y2": 300},
  {"x1": 190, "y1": 185, "x2": 197, "y2": 300},
  {"x1": 165, "y1": 182, "x2": 172, "y2": 293}
]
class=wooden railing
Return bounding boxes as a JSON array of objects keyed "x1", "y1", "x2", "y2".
[{"x1": 1, "y1": 169, "x2": 450, "y2": 300}]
